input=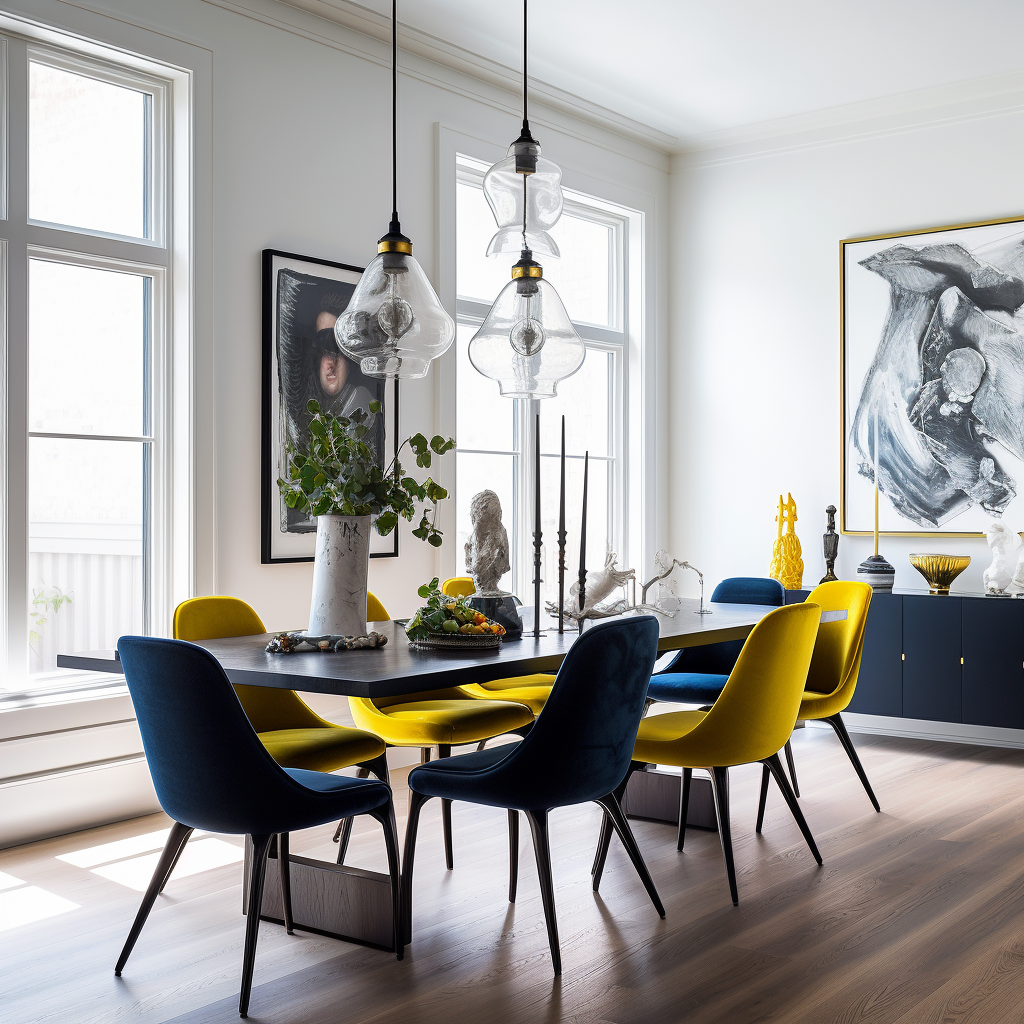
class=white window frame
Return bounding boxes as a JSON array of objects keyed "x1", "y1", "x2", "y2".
[
  {"x1": 1, "y1": 31, "x2": 184, "y2": 695},
  {"x1": 452, "y1": 155, "x2": 631, "y2": 598}
]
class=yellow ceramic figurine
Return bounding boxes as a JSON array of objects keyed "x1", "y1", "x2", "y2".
[{"x1": 770, "y1": 492, "x2": 804, "y2": 590}]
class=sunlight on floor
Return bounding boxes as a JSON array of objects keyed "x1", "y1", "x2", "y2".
[
  {"x1": 89, "y1": 837, "x2": 243, "y2": 891},
  {"x1": 56, "y1": 828, "x2": 173, "y2": 868},
  {"x1": 0, "y1": 884, "x2": 80, "y2": 931}
]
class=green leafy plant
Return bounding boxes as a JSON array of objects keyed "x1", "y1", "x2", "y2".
[
  {"x1": 278, "y1": 399, "x2": 455, "y2": 547},
  {"x1": 29, "y1": 586, "x2": 72, "y2": 651}
]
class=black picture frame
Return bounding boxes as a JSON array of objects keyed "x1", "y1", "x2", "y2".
[{"x1": 261, "y1": 248, "x2": 399, "y2": 563}]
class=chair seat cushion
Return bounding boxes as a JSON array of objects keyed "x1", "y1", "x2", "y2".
[
  {"x1": 409, "y1": 743, "x2": 521, "y2": 804},
  {"x1": 281, "y1": 769, "x2": 391, "y2": 823},
  {"x1": 633, "y1": 710, "x2": 708, "y2": 766},
  {"x1": 380, "y1": 699, "x2": 534, "y2": 745},
  {"x1": 258, "y1": 726, "x2": 385, "y2": 773},
  {"x1": 797, "y1": 687, "x2": 848, "y2": 721},
  {"x1": 646, "y1": 672, "x2": 728, "y2": 704},
  {"x1": 459, "y1": 679, "x2": 552, "y2": 715}
]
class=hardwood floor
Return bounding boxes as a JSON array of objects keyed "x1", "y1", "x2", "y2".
[{"x1": 3, "y1": 727, "x2": 1024, "y2": 1023}]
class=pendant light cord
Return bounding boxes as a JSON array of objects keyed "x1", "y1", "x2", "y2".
[
  {"x1": 521, "y1": 0, "x2": 528, "y2": 249},
  {"x1": 391, "y1": 0, "x2": 399, "y2": 227},
  {"x1": 522, "y1": 0, "x2": 529, "y2": 130}
]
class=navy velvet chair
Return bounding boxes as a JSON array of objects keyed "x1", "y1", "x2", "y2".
[
  {"x1": 400, "y1": 616, "x2": 665, "y2": 974},
  {"x1": 646, "y1": 577, "x2": 785, "y2": 705},
  {"x1": 115, "y1": 636, "x2": 402, "y2": 1018}
]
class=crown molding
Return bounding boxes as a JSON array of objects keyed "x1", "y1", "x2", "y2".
[
  {"x1": 674, "y1": 69, "x2": 1024, "y2": 167},
  {"x1": 199, "y1": 0, "x2": 1024, "y2": 172},
  {"x1": 267, "y1": 0, "x2": 678, "y2": 153}
]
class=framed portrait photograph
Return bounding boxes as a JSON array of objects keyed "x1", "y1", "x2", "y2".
[
  {"x1": 261, "y1": 249, "x2": 399, "y2": 563},
  {"x1": 841, "y1": 215, "x2": 1024, "y2": 536}
]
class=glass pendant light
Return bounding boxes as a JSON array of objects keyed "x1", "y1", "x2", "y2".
[
  {"x1": 482, "y1": 0, "x2": 563, "y2": 258},
  {"x1": 334, "y1": 0, "x2": 454, "y2": 378},
  {"x1": 468, "y1": 249, "x2": 584, "y2": 399},
  {"x1": 469, "y1": 0, "x2": 584, "y2": 399}
]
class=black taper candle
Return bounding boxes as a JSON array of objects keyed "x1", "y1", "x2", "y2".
[
  {"x1": 578, "y1": 451, "x2": 589, "y2": 626},
  {"x1": 557, "y1": 416, "x2": 567, "y2": 634},
  {"x1": 533, "y1": 412, "x2": 543, "y2": 638}
]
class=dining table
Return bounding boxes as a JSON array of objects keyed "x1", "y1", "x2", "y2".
[{"x1": 59, "y1": 597, "x2": 776, "y2": 952}]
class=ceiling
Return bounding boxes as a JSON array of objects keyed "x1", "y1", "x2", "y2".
[{"x1": 334, "y1": 0, "x2": 1024, "y2": 148}]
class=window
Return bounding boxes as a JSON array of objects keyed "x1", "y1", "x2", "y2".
[
  {"x1": 2, "y1": 38, "x2": 179, "y2": 694},
  {"x1": 454, "y1": 156, "x2": 632, "y2": 615}
]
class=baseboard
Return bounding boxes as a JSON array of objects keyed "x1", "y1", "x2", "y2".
[
  {"x1": 0, "y1": 755, "x2": 160, "y2": 850},
  {"x1": 839, "y1": 714, "x2": 1024, "y2": 750}
]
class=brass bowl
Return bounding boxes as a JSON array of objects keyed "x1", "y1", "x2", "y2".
[{"x1": 908, "y1": 553, "x2": 971, "y2": 594}]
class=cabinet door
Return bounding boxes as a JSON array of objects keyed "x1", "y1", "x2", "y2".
[
  {"x1": 903, "y1": 596, "x2": 962, "y2": 723},
  {"x1": 848, "y1": 593, "x2": 902, "y2": 717},
  {"x1": 962, "y1": 599, "x2": 1024, "y2": 729}
]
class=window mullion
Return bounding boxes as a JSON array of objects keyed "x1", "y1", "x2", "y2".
[{"x1": 3, "y1": 34, "x2": 30, "y2": 684}]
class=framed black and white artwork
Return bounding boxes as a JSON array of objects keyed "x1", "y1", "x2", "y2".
[
  {"x1": 841, "y1": 215, "x2": 1024, "y2": 536},
  {"x1": 261, "y1": 249, "x2": 399, "y2": 563}
]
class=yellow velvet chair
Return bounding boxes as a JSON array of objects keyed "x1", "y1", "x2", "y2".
[
  {"x1": 591, "y1": 603, "x2": 824, "y2": 906},
  {"x1": 350, "y1": 590, "x2": 535, "y2": 869},
  {"x1": 441, "y1": 576, "x2": 556, "y2": 717},
  {"x1": 174, "y1": 596, "x2": 388, "y2": 864},
  {"x1": 756, "y1": 580, "x2": 878, "y2": 829}
]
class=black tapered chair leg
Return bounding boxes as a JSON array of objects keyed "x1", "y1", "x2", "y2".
[
  {"x1": 595, "y1": 793, "x2": 665, "y2": 917},
  {"x1": 156, "y1": 827, "x2": 191, "y2": 894},
  {"x1": 676, "y1": 767, "x2": 692, "y2": 851},
  {"x1": 508, "y1": 809, "x2": 519, "y2": 903},
  {"x1": 335, "y1": 754, "x2": 389, "y2": 865},
  {"x1": 762, "y1": 753, "x2": 822, "y2": 864},
  {"x1": 591, "y1": 761, "x2": 640, "y2": 891},
  {"x1": 708, "y1": 766, "x2": 739, "y2": 906},
  {"x1": 784, "y1": 739, "x2": 800, "y2": 797},
  {"x1": 437, "y1": 744, "x2": 454, "y2": 869},
  {"x1": 400, "y1": 790, "x2": 429, "y2": 946},
  {"x1": 239, "y1": 833, "x2": 273, "y2": 1018},
  {"x1": 115, "y1": 821, "x2": 193, "y2": 975},
  {"x1": 827, "y1": 713, "x2": 880, "y2": 811},
  {"x1": 278, "y1": 833, "x2": 294, "y2": 934},
  {"x1": 372, "y1": 803, "x2": 404, "y2": 959},
  {"x1": 525, "y1": 809, "x2": 561, "y2": 975},
  {"x1": 755, "y1": 763, "x2": 771, "y2": 833}
]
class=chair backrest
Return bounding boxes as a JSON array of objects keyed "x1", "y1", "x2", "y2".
[
  {"x1": 118, "y1": 636, "x2": 311, "y2": 834},
  {"x1": 174, "y1": 596, "x2": 327, "y2": 733},
  {"x1": 367, "y1": 591, "x2": 390, "y2": 622},
  {"x1": 802, "y1": 581, "x2": 872, "y2": 701},
  {"x1": 441, "y1": 577, "x2": 476, "y2": 599},
  {"x1": 682, "y1": 603, "x2": 821, "y2": 765},
  {"x1": 659, "y1": 576, "x2": 785, "y2": 677},
  {"x1": 481, "y1": 616, "x2": 660, "y2": 809},
  {"x1": 710, "y1": 577, "x2": 786, "y2": 606}
]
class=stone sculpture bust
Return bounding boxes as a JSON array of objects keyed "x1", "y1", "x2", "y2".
[{"x1": 464, "y1": 489, "x2": 510, "y2": 596}]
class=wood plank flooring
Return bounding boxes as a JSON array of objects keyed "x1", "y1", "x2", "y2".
[{"x1": 3, "y1": 726, "x2": 1024, "y2": 1023}]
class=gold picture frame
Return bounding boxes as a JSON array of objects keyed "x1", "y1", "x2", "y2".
[{"x1": 840, "y1": 213, "x2": 1024, "y2": 537}]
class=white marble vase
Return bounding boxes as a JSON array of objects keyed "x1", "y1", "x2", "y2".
[{"x1": 307, "y1": 514, "x2": 371, "y2": 636}]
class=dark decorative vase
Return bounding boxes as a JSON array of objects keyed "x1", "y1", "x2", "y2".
[
  {"x1": 467, "y1": 595, "x2": 523, "y2": 640},
  {"x1": 820, "y1": 504, "x2": 839, "y2": 584}
]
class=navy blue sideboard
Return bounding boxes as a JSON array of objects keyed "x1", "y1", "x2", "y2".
[{"x1": 784, "y1": 588, "x2": 1024, "y2": 729}]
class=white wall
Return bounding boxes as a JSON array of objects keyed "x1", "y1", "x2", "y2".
[{"x1": 668, "y1": 109, "x2": 1024, "y2": 593}]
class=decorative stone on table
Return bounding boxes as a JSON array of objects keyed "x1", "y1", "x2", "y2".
[
  {"x1": 982, "y1": 520, "x2": 1022, "y2": 595},
  {"x1": 266, "y1": 631, "x2": 388, "y2": 654},
  {"x1": 463, "y1": 489, "x2": 524, "y2": 638},
  {"x1": 770, "y1": 493, "x2": 804, "y2": 590}
]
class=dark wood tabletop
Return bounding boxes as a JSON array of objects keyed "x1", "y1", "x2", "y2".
[{"x1": 57, "y1": 599, "x2": 774, "y2": 699}]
